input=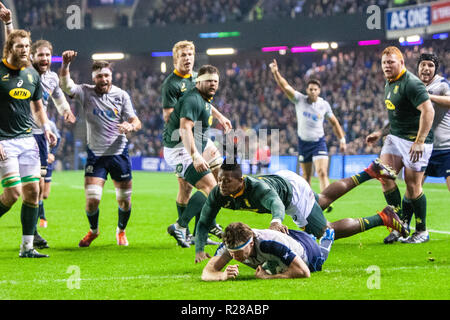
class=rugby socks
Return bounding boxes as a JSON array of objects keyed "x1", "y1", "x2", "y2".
[
  {"x1": 176, "y1": 202, "x2": 187, "y2": 219},
  {"x1": 177, "y1": 191, "x2": 207, "y2": 229},
  {"x1": 401, "y1": 196, "x2": 414, "y2": 227},
  {"x1": 358, "y1": 214, "x2": 383, "y2": 231},
  {"x1": 86, "y1": 208, "x2": 100, "y2": 233},
  {"x1": 383, "y1": 186, "x2": 403, "y2": 218},
  {"x1": 0, "y1": 199, "x2": 11, "y2": 218},
  {"x1": 38, "y1": 200, "x2": 46, "y2": 220},
  {"x1": 411, "y1": 193, "x2": 427, "y2": 232},
  {"x1": 350, "y1": 171, "x2": 372, "y2": 186},
  {"x1": 118, "y1": 207, "x2": 131, "y2": 231},
  {"x1": 21, "y1": 202, "x2": 39, "y2": 236}
]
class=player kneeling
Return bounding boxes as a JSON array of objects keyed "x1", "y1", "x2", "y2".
[{"x1": 201, "y1": 222, "x2": 334, "y2": 280}]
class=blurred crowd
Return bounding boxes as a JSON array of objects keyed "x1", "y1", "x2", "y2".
[
  {"x1": 12, "y1": 0, "x2": 414, "y2": 30},
  {"x1": 44, "y1": 40, "x2": 448, "y2": 169}
]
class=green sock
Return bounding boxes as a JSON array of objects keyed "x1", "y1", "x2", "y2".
[
  {"x1": 411, "y1": 193, "x2": 427, "y2": 232},
  {"x1": 0, "y1": 200, "x2": 11, "y2": 218},
  {"x1": 359, "y1": 214, "x2": 383, "y2": 231},
  {"x1": 176, "y1": 202, "x2": 187, "y2": 219},
  {"x1": 178, "y1": 191, "x2": 207, "y2": 228},
  {"x1": 401, "y1": 196, "x2": 414, "y2": 226},
  {"x1": 21, "y1": 202, "x2": 39, "y2": 235},
  {"x1": 383, "y1": 186, "x2": 403, "y2": 218},
  {"x1": 351, "y1": 171, "x2": 372, "y2": 186}
]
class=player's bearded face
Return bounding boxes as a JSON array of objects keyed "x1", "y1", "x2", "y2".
[
  {"x1": 198, "y1": 77, "x2": 219, "y2": 99},
  {"x1": 94, "y1": 72, "x2": 112, "y2": 93},
  {"x1": 418, "y1": 61, "x2": 435, "y2": 84},
  {"x1": 382, "y1": 54, "x2": 404, "y2": 80},
  {"x1": 32, "y1": 46, "x2": 52, "y2": 73},
  {"x1": 9, "y1": 37, "x2": 31, "y2": 69},
  {"x1": 175, "y1": 48, "x2": 194, "y2": 75}
]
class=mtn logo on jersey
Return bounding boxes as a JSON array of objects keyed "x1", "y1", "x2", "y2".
[{"x1": 9, "y1": 88, "x2": 31, "y2": 100}]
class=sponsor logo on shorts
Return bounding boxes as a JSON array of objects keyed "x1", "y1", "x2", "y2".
[
  {"x1": 85, "y1": 165, "x2": 94, "y2": 174},
  {"x1": 447, "y1": 169, "x2": 450, "y2": 173},
  {"x1": 176, "y1": 163, "x2": 183, "y2": 174},
  {"x1": 318, "y1": 151, "x2": 328, "y2": 155},
  {"x1": 121, "y1": 174, "x2": 130, "y2": 178},
  {"x1": 298, "y1": 155, "x2": 304, "y2": 161}
]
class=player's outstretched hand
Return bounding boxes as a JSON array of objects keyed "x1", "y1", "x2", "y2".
[
  {"x1": 0, "y1": 2, "x2": 12, "y2": 23},
  {"x1": 195, "y1": 251, "x2": 211, "y2": 264},
  {"x1": 269, "y1": 222, "x2": 289, "y2": 234},
  {"x1": 366, "y1": 131, "x2": 381, "y2": 146},
  {"x1": 269, "y1": 59, "x2": 278, "y2": 73},
  {"x1": 193, "y1": 153, "x2": 209, "y2": 173},
  {"x1": 117, "y1": 122, "x2": 134, "y2": 134},
  {"x1": 255, "y1": 265, "x2": 270, "y2": 279},
  {"x1": 62, "y1": 50, "x2": 77, "y2": 65}
]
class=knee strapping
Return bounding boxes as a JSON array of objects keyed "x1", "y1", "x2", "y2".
[
  {"x1": 208, "y1": 156, "x2": 223, "y2": 170},
  {"x1": 85, "y1": 184, "x2": 103, "y2": 200},
  {"x1": 115, "y1": 188, "x2": 132, "y2": 201}
]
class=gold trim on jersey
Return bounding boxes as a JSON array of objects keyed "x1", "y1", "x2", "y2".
[
  {"x1": 173, "y1": 69, "x2": 192, "y2": 79},
  {"x1": 389, "y1": 68, "x2": 406, "y2": 83},
  {"x1": 2, "y1": 58, "x2": 25, "y2": 71}
]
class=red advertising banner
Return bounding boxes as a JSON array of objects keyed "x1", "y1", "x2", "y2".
[{"x1": 432, "y1": 1, "x2": 450, "y2": 24}]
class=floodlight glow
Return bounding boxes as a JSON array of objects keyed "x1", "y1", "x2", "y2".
[
  {"x1": 406, "y1": 35, "x2": 421, "y2": 42},
  {"x1": 161, "y1": 62, "x2": 167, "y2": 73},
  {"x1": 206, "y1": 48, "x2": 236, "y2": 55},
  {"x1": 432, "y1": 33, "x2": 448, "y2": 40},
  {"x1": 152, "y1": 51, "x2": 173, "y2": 57},
  {"x1": 291, "y1": 46, "x2": 317, "y2": 53},
  {"x1": 330, "y1": 42, "x2": 338, "y2": 49},
  {"x1": 358, "y1": 40, "x2": 381, "y2": 46},
  {"x1": 92, "y1": 53, "x2": 125, "y2": 60},
  {"x1": 261, "y1": 46, "x2": 288, "y2": 52},
  {"x1": 311, "y1": 42, "x2": 329, "y2": 50}
]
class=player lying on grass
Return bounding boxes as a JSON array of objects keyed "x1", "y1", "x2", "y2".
[
  {"x1": 195, "y1": 158, "x2": 409, "y2": 263},
  {"x1": 201, "y1": 222, "x2": 335, "y2": 280}
]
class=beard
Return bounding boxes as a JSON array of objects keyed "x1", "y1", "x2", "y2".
[{"x1": 9, "y1": 52, "x2": 31, "y2": 69}]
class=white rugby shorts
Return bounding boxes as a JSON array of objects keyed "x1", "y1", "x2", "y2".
[
  {"x1": 0, "y1": 137, "x2": 41, "y2": 178},
  {"x1": 381, "y1": 134, "x2": 433, "y2": 172}
]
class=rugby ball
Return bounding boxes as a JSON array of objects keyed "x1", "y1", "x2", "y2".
[{"x1": 261, "y1": 260, "x2": 283, "y2": 275}]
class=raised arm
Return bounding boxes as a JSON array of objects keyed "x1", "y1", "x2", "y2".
[
  {"x1": 0, "y1": 1, "x2": 13, "y2": 38},
  {"x1": 59, "y1": 50, "x2": 79, "y2": 95},
  {"x1": 269, "y1": 59, "x2": 296, "y2": 101}
]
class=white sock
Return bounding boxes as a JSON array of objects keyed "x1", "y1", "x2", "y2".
[
  {"x1": 174, "y1": 222, "x2": 186, "y2": 231},
  {"x1": 22, "y1": 235, "x2": 34, "y2": 251},
  {"x1": 90, "y1": 228, "x2": 99, "y2": 234},
  {"x1": 116, "y1": 227, "x2": 125, "y2": 234}
]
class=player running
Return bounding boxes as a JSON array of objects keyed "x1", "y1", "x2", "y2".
[
  {"x1": 60, "y1": 50, "x2": 142, "y2": 247},
  {"x1": 194, "y1": 157, "x2": 408, "y2": 263},
  {"x1": 366, "y1": 47, "x2": 435, "y2": 244},
  {"x1": 201, "y1": 222, "x2": 335, "y2": 281},
  {"x1": 0, "y1": 29, "x2": 57, "y2": 258}
]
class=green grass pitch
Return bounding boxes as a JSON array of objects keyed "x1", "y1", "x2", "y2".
[{"x1": 0, "y1": 171, "x2": 449, "y2": 300}]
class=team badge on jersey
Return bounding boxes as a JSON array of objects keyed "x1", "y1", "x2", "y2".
[
  {"x1": 27, "y1": 74, "x2": 33, "y2": 84},
  {"x1": 393, "y1": 85, "x2": 399, "y2": 94}
]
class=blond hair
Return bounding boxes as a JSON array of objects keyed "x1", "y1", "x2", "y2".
[
  {"x1": 382, "y1": 46, "x2": 404, "y2": 61},
  {"x1": 172, "y1": 40, "x2": 195, "y2": 66},
  {"x1": 3, "y1": 29, "x2": 31, "y2": 58}
]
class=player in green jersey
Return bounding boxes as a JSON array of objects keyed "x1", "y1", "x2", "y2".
[
  {"x1": 165, "y1": 65, "x2": 231, "y2": 248},
  {"x1": 194, "y1": 157, "x2": 408, "y2": 263},
  {"x1": 0, "y1": 30, "x2": 57, "y2": 258},
  {"x1": 162, "y1": 41, "x2": 231, "y2": 246},
  {"x1": 366, "y1": 46, "x2": 435, "y2": 244}
]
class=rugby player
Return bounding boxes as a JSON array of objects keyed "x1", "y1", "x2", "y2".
[
  {"x1": 366, "y1": 47, "x2": 435, "y2": 244},
  {"x1": 60, "y1": 50, "x2": 141, "y2": 247}
]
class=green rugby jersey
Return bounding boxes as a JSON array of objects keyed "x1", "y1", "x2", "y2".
[
  {"x1": 161, "y1": 69, "x2": 196, "y2": 109},
  {"x1": 384, "y1": 69, "x2": 432, "y2": 143},
  {"x1": 195, "y1": 175, "x2": 294, "y2": 253},
  {"x1": 0, "y1": 59, "x2": 42, "y2": 140},
  {"x1": 163, "y1": 87, "x2": 213, "y2": 150}
]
